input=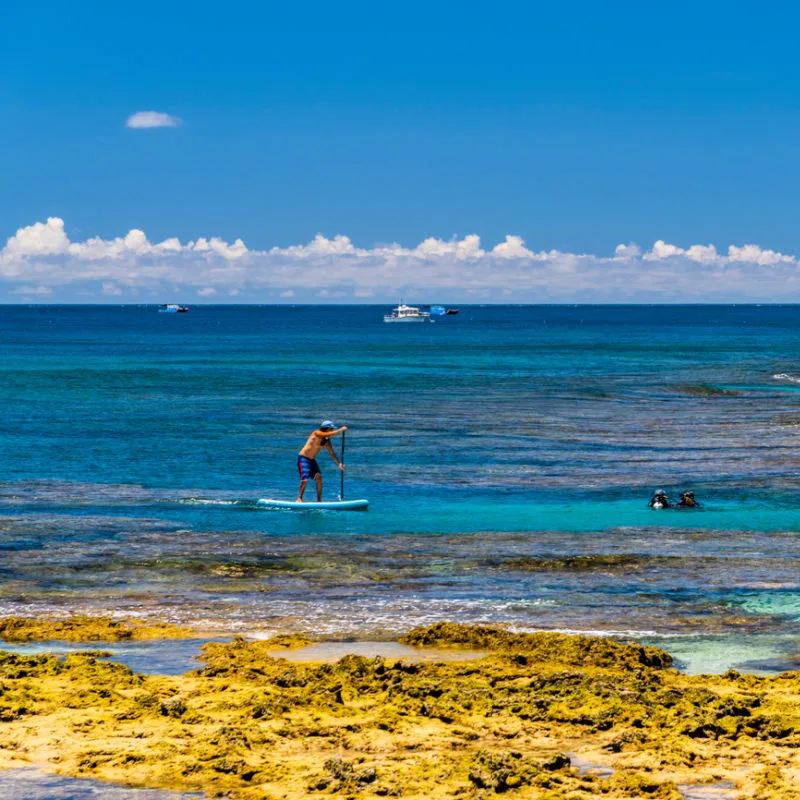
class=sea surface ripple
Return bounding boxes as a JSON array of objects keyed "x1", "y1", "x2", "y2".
[{"x1": 2, "y1": 304, "x2": 800, "y2": 673}]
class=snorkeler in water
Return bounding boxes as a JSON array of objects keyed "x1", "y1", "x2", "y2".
[
  {"x1": 678, "y1": 490, "x2": 699, "y2": 508},
  {"x1": 649, "y1": 489, "x2": 671, "y2": 509}
]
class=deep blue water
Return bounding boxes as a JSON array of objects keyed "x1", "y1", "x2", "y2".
[{"x1": 2, "y1": 304, "x2": 800, "y2": 672}]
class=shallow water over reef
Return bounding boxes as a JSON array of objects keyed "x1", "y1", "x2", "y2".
[
  {"x1": 0, "y1": 767, "x2": 736, "y2": 800},
  {"x1": 0, "y1": 767, "x2": 202, "y2": 799},
  {"x1": 0, "y1": 638, "x2": 230, "y2": 676}
]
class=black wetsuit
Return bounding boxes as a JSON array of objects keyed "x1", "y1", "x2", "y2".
[{"x1": 649, "y1": 496, "x2": 670, "y2": 508}]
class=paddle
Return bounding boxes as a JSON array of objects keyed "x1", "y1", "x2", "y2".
[{"x1": 340, "y1": 429, "x2": 346, "y2": 500}]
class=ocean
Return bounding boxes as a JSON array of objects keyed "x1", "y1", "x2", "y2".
[{"x1": 2, "y1": 304, "x2": 800, "y2": 674}]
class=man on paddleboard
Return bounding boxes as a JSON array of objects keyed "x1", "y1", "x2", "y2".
[{"x1": 297, "y1": 421, "x2": 347, "y2": 502}]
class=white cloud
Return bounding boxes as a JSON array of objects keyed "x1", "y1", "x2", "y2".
[
  {"x1": 2, "y1": 218, "x2": 799, "y2": 303},
  {"x1": 11, "y1": 285, "x2": 51, "y2": 295},
  {"x1": 125, "y1": 111, "x2": 182, "y2": 129},
  {"x1": 3, "y1": 217, "x2": 70, "y2": 257},
  {"x1": 614, "y1": 243, "x2": 642, "y2": 259},
  {"x1": 727, "y1": 244, "x2": 792, "y2": 265},
  {"x1": 413, "y1": 234, "x2": 485, "y2": 260},
  {"x1": 492, "y1": 235, "x2": 534, "y2": 259},
  {"x1": 199, "y1": 237, "x2": 248, "y2": 260},
  {"x1": 685, "y1": 244, "x2": 719, "y2": 264},
  {"x1": 273, "y1": 234, "x2": 362, "y2": 259},
  {"x1": 645, "y1": 240, "x2": 685, "y2": 260}
]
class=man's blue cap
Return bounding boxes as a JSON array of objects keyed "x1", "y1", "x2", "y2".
[{"x1": 320, "y1": 420, "x2": 335, "y2": 430}]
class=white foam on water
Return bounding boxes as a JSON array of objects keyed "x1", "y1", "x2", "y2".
[
  {"x1": 179, "y1": 496, "x2": 243, "y2": 506},
  {"x1": 513, "y1": 625, "x2": 665, "y2": 638}
]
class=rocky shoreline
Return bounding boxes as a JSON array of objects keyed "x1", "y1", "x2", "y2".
[{"x1": 0, "y1": 618, "x2": 798, "y2": 798}]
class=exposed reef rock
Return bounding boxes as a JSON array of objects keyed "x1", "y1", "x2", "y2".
[
  {"x1": 0, "y1": 616, "x2": 197, "y2": 642},
  {"x1": 0, "y1": 620, "x2": 798, "y2": 798},
  {"x1": 399, "y1": 622, "x2": 673, "y2": 668},
  {"x1": 261, "y1": 633, "x2": 315, "y2": 650}
]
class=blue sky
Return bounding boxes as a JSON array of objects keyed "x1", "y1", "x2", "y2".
[{"x1": 3, "y1": 1, "x2": 800, "y2": 302}]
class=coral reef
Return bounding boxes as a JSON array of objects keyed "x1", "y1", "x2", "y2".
[
  {"x1": 676, "y1": 384, "x2": 739, "y2": 397},
  {"x1": 0, "y1": 616, "x2": 198, "y2": 642},
  {"x1": 501, "y1": 554, "x2": 671, "y2": 572},
  {"x1": 0, "y1": 619, "x2": 798, "y2": 798},
  {"x1": 262, "y1": 633, "x2": 315, "y2": 650}
]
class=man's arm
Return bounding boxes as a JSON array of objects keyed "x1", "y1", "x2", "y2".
[
  {"x1": 316, "y1": 426, "x2": 347, "y2": 439},
  {"x1": 324, "y1": 440, "x2": 345, "y2": 470}
]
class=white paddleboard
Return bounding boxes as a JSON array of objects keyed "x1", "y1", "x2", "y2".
[{"x1": 258, "y1": 498, "x2": 369, "y2": 511}]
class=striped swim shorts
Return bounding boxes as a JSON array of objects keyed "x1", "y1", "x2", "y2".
[{"x1": 297, "y1": 455, "x2": 321, "y2": 481}]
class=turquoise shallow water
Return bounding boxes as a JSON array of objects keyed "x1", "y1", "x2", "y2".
[{"x1": 2, "y1": 304, "x2": 800, "y2": 672}]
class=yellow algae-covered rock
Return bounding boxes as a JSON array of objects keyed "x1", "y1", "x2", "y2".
[
  {"x1": 0, "y1": 619, "x2": 799, "y2": 798},
  {"x1": 261, "y1": 633, "x2": 315, "y2": 650},
  {"x1": 399, "y1": 622, "x2": 673, "y2": 669},
  {"x1": 0, "y1": 616, "x2": 198, "y2": 642},
  {"x1": 742, "y1": 765, "x2": 800, "y2": 799}
]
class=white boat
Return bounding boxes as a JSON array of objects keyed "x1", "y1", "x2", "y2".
[
  {"x1": 158, "y1": 304, "x2": 189, "y2": 313},
  {"x1": 383, "y1": 304, "x2": 430, "y2": 323}
]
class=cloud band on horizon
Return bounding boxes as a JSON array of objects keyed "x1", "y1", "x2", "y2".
[{"x1": 1, "y1": 217, "x2": 799, "y2": 303}]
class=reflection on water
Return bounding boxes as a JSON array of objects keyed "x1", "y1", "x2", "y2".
[
  {"x1": 0, "y1": 767, "x2": 202, "y2": 800},
  {"x1": 676, "y1": 783, "x2": 736, "y2": 800},
  {"x1": 264, "y1": 640, "x2": 488, "y2": 663},
  {"x1": 0, "y1": 638, "x2": 230, "y2": 676}
]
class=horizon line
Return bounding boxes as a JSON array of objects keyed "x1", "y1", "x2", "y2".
[{"x1": 2, "y1": 302, "x2": 798, "y2": 308}]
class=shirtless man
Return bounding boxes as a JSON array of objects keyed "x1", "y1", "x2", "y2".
[{"x1": 296, "y1": 421, "x2": 347, "y2": 502}]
